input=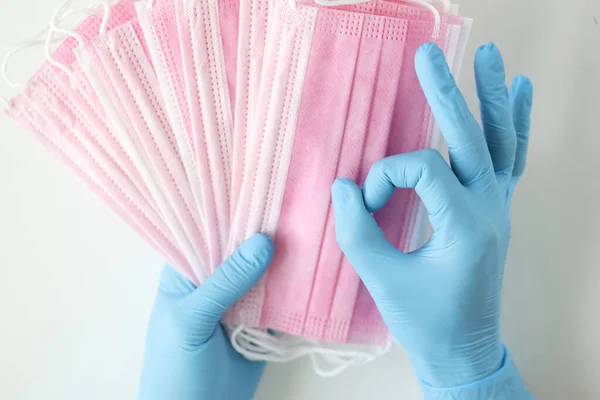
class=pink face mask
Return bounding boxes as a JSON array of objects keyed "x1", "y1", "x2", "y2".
[
  {"x1": 4, "y1": 2, "x2": 195, "y2": 280},
  {"x1": 226, "y1": 1, "x2": 471, "y2": 360},
  {"x1": 4, "y1": 0, "x2": 473, "y2": 376},
  {"x1": 172, "y1": 0, "x2": 234, "y2": 266},
  {"x1": 76, "y1": 18, "x2": 211, "y2": 280},
  {"x1": 227, "y1": 0, "x2": 412, "y2": 337},
  {"x1": 230, "y1": 0, "x2": 273, "y2": 220},
  {"x1": 348, "y1": 9, "x2": 471, "y2": 346}
]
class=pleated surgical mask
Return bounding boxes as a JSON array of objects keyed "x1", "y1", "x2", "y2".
[
  {"x1": 225, "y1": 0, "x2": 471, "y2": 371},
  {"x1": 136, "y1": 0, "x2": 225, "y2": 269},
  {"x1": 230, "y1": 0, "x2": 274, "y2": 220},
  {"x1": 228, "y1": 0, "x2": 411, "y2": 341},
  {"x1": 76, "y1": 17, "x2": 210, "y2": 281},
  {"x1": 3, "y1": 1, "x2": 196, "y2": 280},
  {"x1": 173, "y1": 0, "x2": 233, "y2": 266},
  {"x1": 2, "y1": 0, "x2": 474, "y2": 377},
  {"x1": 348, "y1": 8, "x2": 472, "y2": 346}
]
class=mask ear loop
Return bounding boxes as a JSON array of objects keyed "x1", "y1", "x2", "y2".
[
  {"x1": 0, "y1": 28, "x2": 62, "y2": 109},
  {"x1": 45, "y1": 0, "x2": 86, "y2": 84},
  {"x1": 0, "y1": 1, "x2": 108, "y2": 108},
  {"x1": 401, "y1": 0, "x2": 442, "y2": 38},
  {"x1": 98, "y1": 0, "x2": 112, "y2": 36},
  {"x1": 229, "y1": 325, "x2": 393, "y2": 377},
  {"x1": 0, "y1": 95, "x2": 10, "y2": 109},
  {"x1": 0, "y1": 2, "x2": 100, "y2": 90},
  {"x1": 439, "y1": 0, "x2": 451, "y2": 13},
  {"x1": 44, "y1": 0, "x2": 112, "y2": 86}
]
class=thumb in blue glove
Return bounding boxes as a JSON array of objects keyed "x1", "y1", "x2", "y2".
[
  {"x1": 138, "y1": 234, "x2": 274, "y2": 400},
  {"x1": 331, "y1": 42, "x2": 533, "y2": 389}
]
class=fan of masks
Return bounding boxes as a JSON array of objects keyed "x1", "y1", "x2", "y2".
[{"x1": 2, "y1": 0, "x2": 471, "y2": 375}]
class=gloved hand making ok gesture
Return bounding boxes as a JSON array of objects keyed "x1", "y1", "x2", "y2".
[{"x1": 332, "y1": 42, "x2": 534, "y2": 398}]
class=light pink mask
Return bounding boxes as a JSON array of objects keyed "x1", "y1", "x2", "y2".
[
  {"x1": 226, "y1": 1, "x2": 413, "y2": 341},
  {"x1": 230, "y1": 0, "x2": 273, "y2": 219},
  {"x1": 173, "y1": 0, "x2": 233, "y2": 266},
  {"x1": 349, "y1": 11, "x2": 472, "y2": 345},
  {"x1": 227, "y1": 1, "x2": 470, "y2": 348},
  {"x1": 5, "y1": 0, "x2": 473, "y2": 372},
  {"x1": 4, "y1": 3, "x2": 195, "y2": 280}
]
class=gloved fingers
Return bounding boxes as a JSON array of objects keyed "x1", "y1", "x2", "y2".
[
  {"x1": 475, "y1": 42, "x2": 516, "y2": 192},
  {"x1": 362, "y1": 150, "x2": 465, "y2": 232},
  {"x1": 510, "y1": 74, "x2": 533, "y2": 179},
  {"x1": 415, "y1": 42, "x2": 495, "y2": 189},
  {"x1": 184, "y1": 234, "x2": 274, "y2": 331},
  {"x1": 156, "y1": 265, "x2": 197, "y2": 299},
  {"x1": 332, "y1": 177, "x2": 410, "y2": 281}
]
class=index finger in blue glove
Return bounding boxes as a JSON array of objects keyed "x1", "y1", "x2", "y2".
[
  {"x1": 415, "y1": 43, "x2": 494, "y2": 188},
  {"x1": 181, "y1": 234, "x2": 274, "y2": 344},
  {"x1": 362, "y1": 149, "x2": 466, "y2": 232},
  {"x1": 332, "y1": 177, "x2": 409, "y2": 284},
  {"x1": 475, "y1": 42, "x2": 516, "y2": 191}
]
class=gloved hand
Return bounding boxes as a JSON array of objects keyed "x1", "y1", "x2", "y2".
[
  {"x1": 138, "y1": 234, "x2": 274, "y2": 400},
  {"x1": 331, "y1": 42, "x2": 533, "y2": 388}
]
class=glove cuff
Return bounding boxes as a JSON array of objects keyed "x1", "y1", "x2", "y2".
[{"x1": 420, "y1": 346, "x2": 533, "y2": 400}]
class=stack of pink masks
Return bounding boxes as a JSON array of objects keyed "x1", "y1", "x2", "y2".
[{"x1": 2, "y1": 0, "x2": 471, "y2": 375}]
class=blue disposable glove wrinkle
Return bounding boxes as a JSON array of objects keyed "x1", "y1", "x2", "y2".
[
  {"x1": 138, "y1": 234, "x2": 274, "y2": 400},
  {"x1": 421, "y1": 347, "x2": 534, "y2": 400},
  {"x1": 332, "y1": 41, "x2": 534, "y2": 398}
]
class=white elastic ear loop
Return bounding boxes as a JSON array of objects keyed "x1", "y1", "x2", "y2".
[
  {"x1": 0, "y1": 1, "x2": 108, "y2": 105},
  {"x1": 403, "y1": 0, "x2": 442, "y2": 38},
  {"x1": 230, "y1": 326, "x2": 393, "y2": 377},
  {"x1": 439, "y1": 0, "x2": 451, "y2": 13},
  {"x1": 0, "y1": 95, "x2": 10, "y2": 108},
  {"x1": 429, "y1": 0, "x2": 451, "y2": 13},
  {"x1": 45, "y1": 0, "x2": 112, "y2": 84},
  {"x1": 45, "y1": 0, "x2": 86, "y2": 83},
  {"x1": 98, "y1": 0, "x2": 112, "y2": 36},
  {"x1": 0, "y1": 4, "x2": 99, "y2": 91},
  {"x1": 2, "y1": 37, "x2": 47, "y2": 89}
]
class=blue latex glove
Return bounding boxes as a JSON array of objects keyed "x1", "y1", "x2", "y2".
[
  {"x1": 138, "y1": 234, "x2": 274, "y2": 400},
  {"x1": 331, "y1": 42, "x2": 533, "y2": 395}
]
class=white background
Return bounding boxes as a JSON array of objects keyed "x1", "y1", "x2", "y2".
[{"x1": 1, "y1": 0, "x2": 599, "y2": 399}]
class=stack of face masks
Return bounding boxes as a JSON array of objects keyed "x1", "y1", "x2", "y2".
[{"x1": 2, "y1": 0, "x2": 471, "y2": 375}]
